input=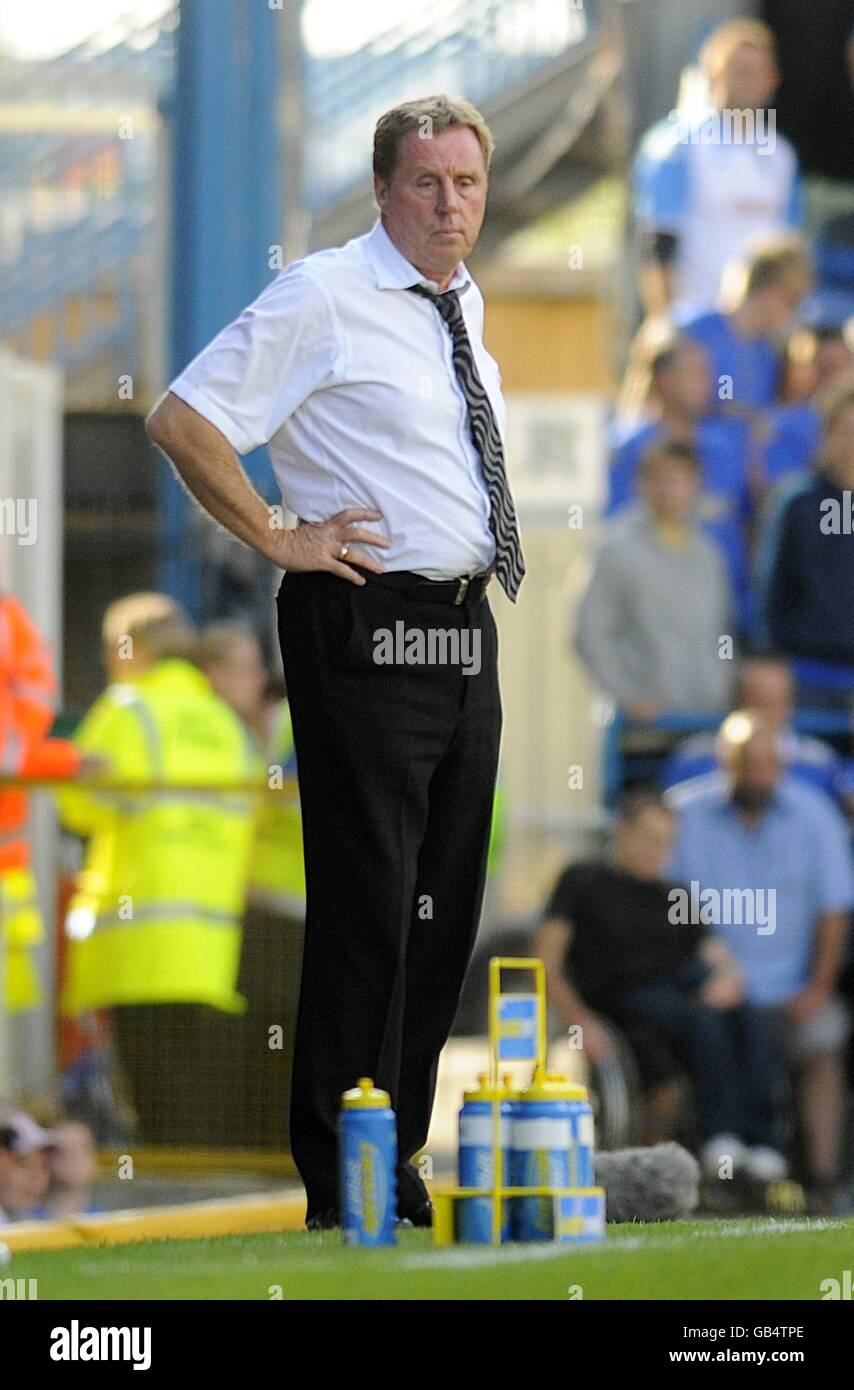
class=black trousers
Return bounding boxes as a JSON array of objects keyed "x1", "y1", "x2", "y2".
[{"x1": 276, "y1": 569, "x2": 502, "y2": 1216}]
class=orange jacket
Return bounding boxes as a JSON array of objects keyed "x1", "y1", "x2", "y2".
[{"x1": 0, "y1": 595, "x2": 79, "y2": 872}]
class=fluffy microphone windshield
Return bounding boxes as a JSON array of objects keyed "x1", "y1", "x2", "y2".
[{"x1": 594, "y1": 1143, "x2": 700, "y2": 1223}]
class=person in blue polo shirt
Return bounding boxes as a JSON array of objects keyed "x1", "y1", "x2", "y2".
[
  {"x1": 662, "y1": 657, "x2": 839, "y2": 802},
  {"x1": 669, "y1": 715, "x2": 854, "y2": 1214}
]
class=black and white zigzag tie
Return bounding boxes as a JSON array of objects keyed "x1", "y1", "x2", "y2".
[{"x1": 409, "y1": 284, "x2": 525, "y2": 602}]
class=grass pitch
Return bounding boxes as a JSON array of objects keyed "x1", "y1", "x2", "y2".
[{"x1": 8, "y1": 1216, "x2": 854, "y2": 1300}]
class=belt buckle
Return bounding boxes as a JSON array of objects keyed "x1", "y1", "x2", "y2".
[{"x1": 454, "y1": 576, "x2": 470, "y2": 605}]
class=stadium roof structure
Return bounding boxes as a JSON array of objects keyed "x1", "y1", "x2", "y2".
[{"x1": 0, "y1": 0, "x2": 626, "y2": 390}]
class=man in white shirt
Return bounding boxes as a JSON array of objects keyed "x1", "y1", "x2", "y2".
[
  {"x1": 146, "y1": 95, "x2": 523, "y2": 1229},
  {"x1": 634, "y1": 18, "x2": 803, "y2": 319}
]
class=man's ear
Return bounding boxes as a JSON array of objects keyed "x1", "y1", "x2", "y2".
[{"x1": 374, "y1": 176, "x2": 388, "y2": 209}]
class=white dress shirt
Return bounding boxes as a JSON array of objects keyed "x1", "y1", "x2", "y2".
[{"x1": 168, "y1": 219, "x2": 505, "y2": 579}]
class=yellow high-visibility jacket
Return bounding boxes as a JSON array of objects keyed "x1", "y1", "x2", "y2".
[
  {"x1": 59, "y1": 659, "x2": 262, "y2": 1016},
  {"x1": 2, "y1": 864, "x2": 43, "y2": 1012},
  {"x1": 248, "y1": 702, "x2": 305, "y2": 917}
]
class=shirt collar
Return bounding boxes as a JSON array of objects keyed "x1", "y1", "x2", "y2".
[
  {"x1": 363, "y1": 219, "x2": 471, "y2": 296},
  {"x1": 717, "y1": 777, "x2": 787, "y2": 821}
]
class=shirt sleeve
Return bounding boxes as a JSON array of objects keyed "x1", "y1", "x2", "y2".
[
  {"x1": 574, "y1": 537, "x2": 640, "y2": 708},
  {"x1": 168, "y1": 267, "x2": 339, "y2": 456},
  {"x1": 812, "y1": 799, "x2": 854, "y2": 913},
  {"x1": 633, "y1": 124, "x2": 690, "y2": 235},
  {"x1": 543, "y1": 864, "x2": 586, "y2": 924},
  {"x1": 786, "y1": 167, "x2": 805, "y2": 229},
  {"x1": 665, "y1": 814, "x2": 692, "y2": 887},
  {"x1": 606, "y1": 436, "x2": 642, "y2": 515}
]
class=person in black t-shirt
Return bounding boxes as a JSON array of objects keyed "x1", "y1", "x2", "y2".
[{"x1": 536, "y1": 789, "x2": 781, "y2": 1178}]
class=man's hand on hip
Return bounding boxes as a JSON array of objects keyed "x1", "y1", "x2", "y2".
[{"x1": 280, "y1": 508, "x2": 391, "y2": 585}]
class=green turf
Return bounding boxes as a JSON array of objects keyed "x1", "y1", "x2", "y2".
[{"x1": 6, "y1": 1216, "x2": 854, "y2": 1300}]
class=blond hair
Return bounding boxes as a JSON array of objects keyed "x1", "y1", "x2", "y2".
[
  {"x1": 721, "y1": 236, "x2": 812, "y2": 308},
  {"x1": 700, "y1": 19, "x2": 776, "y2": 78},
  {"x1": 373, "y1": 94, "x2": 494, "y2": 183},
  {"x1": 101, "y1": 592, "x2": 194, "y2": 663}
]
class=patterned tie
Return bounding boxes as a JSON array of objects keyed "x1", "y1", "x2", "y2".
[{"x1": 409, "y1": 284, "x2": 525, "y2": 602}]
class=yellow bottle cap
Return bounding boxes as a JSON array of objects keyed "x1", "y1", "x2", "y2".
[
  {"x1": 520, "y1": 1066, "x2": 588, "y2": 1102},
  {"x1": 341, "y1": 1077, "x2": 391, "y2": 1109},
  {"x1": 463, "y1": 1072, "x2": 513, "y2": 1103}
]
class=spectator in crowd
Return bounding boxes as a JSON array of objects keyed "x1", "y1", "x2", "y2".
[
  {"x1": 766, "y1": 383, "x2": 854, "y2": 707},
  {"x1": 662, "y1": 657, "x2": 838, "y2": 802},
  {"x1": 577, "y1": 439, "x2": 733, "y2": 719},
  {"x1": 610, "y1": 328, "x2": 754, "y2": 628},
  {"x1": 196, "y1": 623, "x2": 305, "y2": 1149},
  {"x1": 0, "y1": 1113, "x2": 54, "y2": 1221},
  {"x1": 0, "y1": 1122, "x2": 26, "y2": 1222},
  {"x1": 57, "y1": 594, "x2": 262, "y2": 1147},
  {"x1": 195, "y1": 619, "x2": 269, "y2": 736},
  {"x1": 669, "y1": 715, "x2": 854, "y2": 1213},
  {"x1": 0, "y1": 590, "x2": 83, "y2": 1025},
  {"x1": 761, "y1": 323, "x2": 854, "y2": 491},
  {"x1": 634, "y1": 18, "x2": 803, "y2": 319},
  {"x1": 536, "y1": 790, "x2": 781, "y2": 1180},
  {"x1": 680, "y1": 238, "x2": 812, "y2": 415},
  {"x1": 28, "y1": 1119, "x2": 101, "y2": 1220}
]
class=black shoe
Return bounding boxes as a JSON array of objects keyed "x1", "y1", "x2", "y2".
[
  {"x1": 402, "y1": 1200, "x2": 433, "y2": 1229},
  {"x1": 306, "y1": 1207, "x2": 341, "y2": 1230}
]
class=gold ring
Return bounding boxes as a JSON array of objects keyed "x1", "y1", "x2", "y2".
[{"x1": 338, "y1": 544, "x2": 350, "y2": 560}]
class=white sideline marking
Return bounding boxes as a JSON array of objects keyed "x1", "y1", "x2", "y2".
[
  {"x1": 400, "y1": 1243, "x2": 582, "y2": 1270},
  {"x1": 399, "y1": 1218, "x2": 851, "y2": 1268}
]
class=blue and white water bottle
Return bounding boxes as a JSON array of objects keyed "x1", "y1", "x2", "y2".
[
  {"x1": 457, "y1": 1073, "x2": 514, "y2": 1243},
  {"x1": 339, "y1": 1077, "x2": 397, "y2": 1247}
]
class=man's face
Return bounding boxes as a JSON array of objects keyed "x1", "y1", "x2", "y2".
[
  {"x1": 731, "y1": 733, "x2": 781, "y2": 810},
  {"x1": 815, "y1": 336, "x2": 854, "y2": 388},
  {"x1": 616, "y1": 807, "x2": 676, "y2": 881},
  {"x1": 18, "y1": 1150, "x2": 50, "y2": 1207},
  {"x1": 659, "y1": 344, "x2": 712, "y2": 419},
  {"x1": 739, "y1": 664, "x2": 792, "y2": 732},
  {"x1": 641, "y1": 456, "x2": 699, "y2": 524},
  {"x1": 51, "y1": 1123, "x2": 97, "y2": 1189},
  {"x1": 374, "y1": 126, "x2": 488, "y2": 288},
  {"x1": 205, "y1": 637, "x2": 266, "y2": 721},
  {"x1": 755, "y1": 278, "x2": 810, "y2": 339},
  {"x1": 715, "y1": 42, "x2": 779, "y2": 111},
  {"x1": 0, "y1": 1148, "x2": 46, "y2": 1215},
  {"x1": 0, "y1": 1147, "x2": 24, "y2": 1214}
]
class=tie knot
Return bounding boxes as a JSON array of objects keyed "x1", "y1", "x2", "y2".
[{"x1": 408, "y1": 283, "x2": 461, "y2": 323}]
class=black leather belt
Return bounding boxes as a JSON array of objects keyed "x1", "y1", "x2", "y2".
[{"x1": 358, "y1": 568, "x2": 493, "y2": 606}]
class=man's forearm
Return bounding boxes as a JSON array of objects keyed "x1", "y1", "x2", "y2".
[
  {"x1": 146, "y1": 392, "x2": 284, "y2": 565},
  {"x1": 547, "y1": 970, "x2": 591, "y2": 1028},
  {"x1": 638, "y1": 229, "x2": 678, "y2": 318},
  {"x1": 810, "y1": 912, "x2": 849, "y2": 994}
]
